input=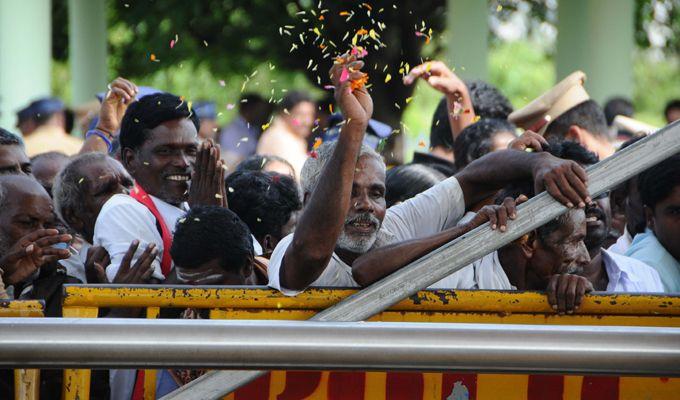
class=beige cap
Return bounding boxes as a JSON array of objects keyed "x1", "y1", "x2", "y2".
[
  {"x1": 612, "y1": 115, "x2": 658, "y2": 136},
  {"x1": 509, "y1": 71, "x2": 590, "y2": 136}
]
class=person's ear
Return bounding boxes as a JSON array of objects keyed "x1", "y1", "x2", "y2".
[
  {"x1": 520, "y1": 232, "x2": 536, "y2": 259},
  {"x1": 644, "y1": 205, "x2": 654, "y2": 231},
  {"x1": 121, "y1": 148, "x2": 137, "y2": 174},
  {"x1": 565, "y1": 125, "x2": 587, "y2": 144},
  {"x1": 241, "y1": 255, "x2": 254, "y2": 279}
]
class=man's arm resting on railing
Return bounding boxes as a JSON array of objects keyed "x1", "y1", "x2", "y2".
[
  {"x1": 456, "y1": 149, "x2": 591, "y2": 209},
  {"x1": 353, "y1": 199, "x2": 521, "y2": 286}
]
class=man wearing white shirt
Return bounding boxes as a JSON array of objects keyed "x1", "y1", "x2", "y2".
[
  {"x1": 268, "y1": 57, "x2": 591, "y2": 297},
  {"x1": 92, "y1": 92, "x2": 226, "y2": 284},
  {"x1": 608, "y1": 136, "x2": 648, "y2": 255},
  {"x1": 86, "y1": 90, "x2": 226, "y2": 400}
]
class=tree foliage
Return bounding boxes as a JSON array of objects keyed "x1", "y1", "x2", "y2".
[{"x1": 98, "y1": 0, "x2": 449, "y2": 128}]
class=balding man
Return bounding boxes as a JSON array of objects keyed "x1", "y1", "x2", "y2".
[
  {"x1": 0, "y1": 175, "x2": 73, "y2": 311},
  {"x1": 268, "y1": 57, "x2": 591, "y2": 296},
  {"x1": 30, "y1": 151, "x2": 69, "y2": 197},
  {"x1": 53, "y1": 153, "x2": 158, "y2": 284},
  {"x1": 0, "y1": 175, "x2": 109, "y2": 400}
]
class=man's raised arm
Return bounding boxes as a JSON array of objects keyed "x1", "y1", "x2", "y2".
[{"x1": 279, "y1": 55, "x2": 373, "y2": 291}]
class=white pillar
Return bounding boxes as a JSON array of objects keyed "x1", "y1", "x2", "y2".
[
  {"x1": 556, "y1": 0, "x2": 634, "y2": 103},
  {"x1": 0, "y1": 0, "x2": 52, "y2": 132},
  {"x1": 68, "y1": 0, "x2": 107, "y2": 106},
  {"x1": 446, "y1": 0, "x2": 489, "y2": 80}
]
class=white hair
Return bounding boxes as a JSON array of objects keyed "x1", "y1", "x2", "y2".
[
  {"x1": 300, "y1": 140, "x2": 385, "y2": 196},
  {"x1": 52, "y1": 152, "x2": 110, "y2": 227}
]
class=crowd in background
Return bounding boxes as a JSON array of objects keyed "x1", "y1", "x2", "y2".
[{"x1": 0, "y1": 54, "x2": 678, "y2": 399}]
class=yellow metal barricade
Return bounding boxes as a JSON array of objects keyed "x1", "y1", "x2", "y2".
[
  {"x1": 61, "y1": 286, "x2": 680, "y2": 400},
  {"x1": 1, "y1": 300, "x2": 45, "y2": 400}
]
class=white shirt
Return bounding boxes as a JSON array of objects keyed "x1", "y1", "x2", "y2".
[
  {"x1": 432, "y1": 251, "x2": 514, "y2": 290},
  {"x1": 607, "y1": 226, "x2": 633, "y2": 255},
  {"x1": 94, "y1": 194, "x2": 187, "y2": 282},
  {"x1": 268, "y1": 176, "x2": 466, "y2": 296},
  {"x1": 602, "y1": 248, "x2": 664, "y2": 292}
]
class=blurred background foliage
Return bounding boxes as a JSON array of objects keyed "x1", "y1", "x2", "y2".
[{"x1": 50, "y1": 0, "x2": 679, "y2": 154}]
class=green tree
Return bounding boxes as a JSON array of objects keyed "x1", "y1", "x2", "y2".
[{"x1": 100, "y1": 0, "x2": 450, "y2": 130}]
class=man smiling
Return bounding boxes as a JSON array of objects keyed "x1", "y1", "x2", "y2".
[
  {"x1": 268, "y1": 56, "x2": 591, "y2": 296},
  {"x1": 93, "y1": 92, "x2": 225, "y2": 283}
]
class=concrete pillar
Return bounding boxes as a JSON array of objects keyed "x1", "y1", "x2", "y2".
[
  {"x1": 69, "y1": 0, "x2": 107, "y2": 107},
  {"x1": 0, "y1": 0, "x2": 52, "y2": 132},
  {"x1": 556, "y1": 0, "x2": 634, "y2": 103},
  {"x1": 446, "y1": 0, "x2": 488, "y2": 80}
]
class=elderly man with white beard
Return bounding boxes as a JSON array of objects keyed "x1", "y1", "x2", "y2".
[{"x1": 267, "y1": 57, "x2": 592, "y2": 296}]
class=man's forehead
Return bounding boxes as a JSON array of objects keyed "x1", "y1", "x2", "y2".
[
  {"x1": 355, "y1": 155, "x2": 386, "y2": 179},
  {"x1": 145, "y1": 119, "x2": 198, "y2": 146},
  {"x1": 0, "y1": 176, "x2": 50, "y2": 204},
  {"x1": 0, "y1": 145, "x2": 29, "y2": 164},
  {"x1": 561, "y1": 209, "x2": 586, "y2": 237},
  {"x1": 659, "y1": 186, "x2": 680, "y2": 207}
]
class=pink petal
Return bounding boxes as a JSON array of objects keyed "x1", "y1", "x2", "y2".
[{"x1": 339, "y1": 67, "x2": 350, "y2": 83}]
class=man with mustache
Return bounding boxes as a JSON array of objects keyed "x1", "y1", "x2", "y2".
[{"x1": 267, "y1": 57, "x2": 591, "y2": 296}]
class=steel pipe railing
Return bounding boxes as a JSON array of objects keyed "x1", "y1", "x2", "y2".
[{"x1": 1, "y1": 318, "x2": 679, "y2": 375}]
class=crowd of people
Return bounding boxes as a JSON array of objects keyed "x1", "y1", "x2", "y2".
[{"x1": 0, "y1": 54, "x2": 678, "y2": 399}]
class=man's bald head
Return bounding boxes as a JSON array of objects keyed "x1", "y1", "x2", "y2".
[
  {"x1": 0, "y1": 174, "x2": 48, "y2": 206},
  {"x1": 30, "y1": 151, "x2": 69, "y2": 197},
  {"x1": 0, "y1": 175, "x2": 55, "y2": 252}
]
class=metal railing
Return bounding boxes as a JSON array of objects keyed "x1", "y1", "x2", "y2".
[
  {"x1": 169, "y1": 118, "x2": 680, "y2": 399},
  {"x1": 0, "y1": 300, "x2": 45, "y2": 400},
  {"x1": 52, "y1": 285, "x2": 680, "y2": 399},
  {"x1": 1, "y1": 318, "x2": 679, "y2": 376}
]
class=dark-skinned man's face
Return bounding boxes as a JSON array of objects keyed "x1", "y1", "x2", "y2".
[
  {"x1": 123, "y1": 118, "x2": 198, "y2": 206},
  {"x1": 527, "y1": 209, "x2": 590, "y2": 287},
  {"x1": 647, "y1": 185, "x2": 680, "y2": 262},
  {"x1": 584, "y1": 193, "x2": 612, "y2": 252},
  {"x1": 0, "y1": 145, "x2": 32, "y2": 176},
  {"x1": 68, "y1": 158, "x2": 134, "y2": 242},
  {"x1": 0, "y1": 177, "x2": 56, "y2": 253},
  {"x1": 336, "y1": 155, "x2": 387, "y2": 255},
  {"x1": 176, "y1": 256, "x2": 254, "y2": 286}
]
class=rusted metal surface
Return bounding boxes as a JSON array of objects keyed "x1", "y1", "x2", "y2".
[
  {"x1": 63, "y1": 286, "x2": 680, "y2": 317},
  {"x1": 0, "y1": 300, "x2": 45, "y2": 318},
  {"x1": 61, "y1": 306, "x2": 97, "y2": 400},
  {"x1": 13, "y1": 369, "x2": 39, "y2": 400},
  {"x1": 55, "y1": 286, "x2": 680, "y2": 400}
]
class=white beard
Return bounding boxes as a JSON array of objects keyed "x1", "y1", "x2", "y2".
[{"x1": 336, "y1": 229, "x2": 378, "y2": 254}]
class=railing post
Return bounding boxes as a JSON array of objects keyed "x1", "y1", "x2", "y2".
[
  {"x1": 14, "y1": 368, "x2": 39, "y2": 400},
  {"x1": 143, "y1": 307, "x2": 160, "y2": 400},
  {"x1": 62, "y1": 306, "x2": 98, "y2": 400}
]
